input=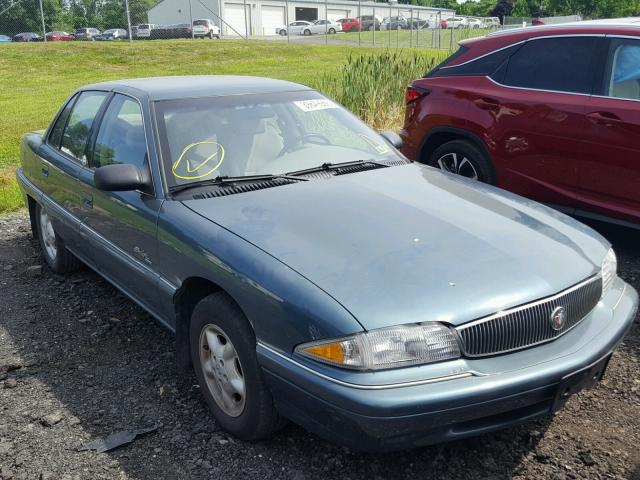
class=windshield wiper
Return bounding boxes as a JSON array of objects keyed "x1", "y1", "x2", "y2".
[
  {"x1": 169, "y1": 174, "x2": 308, "y2": 195},
  {"x1": 286, "y1": 160, "x2": 388, "y2": 177}
]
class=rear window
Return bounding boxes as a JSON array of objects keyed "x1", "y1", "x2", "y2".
[
  {"x1": 193, "y1": 20, "x2": 209, "y2": 26},
  {"x1": 139, "y1": 24, "x2": 150, "y2": 29},
  {"x1": 430, "y1": 43, "x2": 522, "y2": 78},
  {"x1": 498, "y1": 37, "x2": 598, "y2": 94}
]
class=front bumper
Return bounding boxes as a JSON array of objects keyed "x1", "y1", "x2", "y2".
[{"x1": 258, "y1": 277, "x2": 638, "y2": 451}]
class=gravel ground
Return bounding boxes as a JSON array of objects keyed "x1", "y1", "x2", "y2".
[{"x1": 0, "y1": 211, "x2": 639, "y2": 480}]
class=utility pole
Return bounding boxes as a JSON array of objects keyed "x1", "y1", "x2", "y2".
[
  {"x1": 39, "y1": 0, "x2": 46, "y2": 42},
  {"x1": 124, "y1": 0, "x2": 133, "y2": 42}
]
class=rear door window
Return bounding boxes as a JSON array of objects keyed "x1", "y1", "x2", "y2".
[
  {"x1": 603, "y1": 38, "x2": 640, "y2": 100},
  {"x1": 48, "y1": 95, "x2": 76, "y2": 148},
  {"x1": 499, "y1": 37, "x2": 599, "y2": 94},
  {"x1": 60, "y1": 91, "x2": 109, "y2": 165}
]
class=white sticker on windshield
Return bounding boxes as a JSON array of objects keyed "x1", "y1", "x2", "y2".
[{"x1": 294, "y1": 99, "x2": 338, "y2": 112}]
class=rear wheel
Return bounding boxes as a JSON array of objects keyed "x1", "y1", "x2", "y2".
[
  {"x1": 190, "y1": 292, "x2": 285, "y2": 440},
  {"x1": 279, "y1": 29, "x2": 286, "y2": 35},
  {"x1": 328, "y1": 28, "x2": 336, "y2": 34},
  {"x1": 428, "y1": 139, "x2": 496, "y2": 184},
  {"x1": 303, "y1": 29, "x2": 311, "y2": 36},
  {"x1": 35, "y1": 203, "x2": 82, "y2": 273}
]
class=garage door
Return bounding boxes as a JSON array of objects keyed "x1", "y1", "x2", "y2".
[
  {"x1": 261, "y1": 5, "x2": 285, "y2": 35},
  {"x1": 225, "y1": 3, "x2": 250, "y2": 36},
  {"x1": 327, "y1": 9, "x2": 348, "y2": 21}
]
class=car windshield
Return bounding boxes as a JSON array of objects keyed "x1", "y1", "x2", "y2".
[{"x1": 155, "y1": 90, "x2": 404, "y2": 188}]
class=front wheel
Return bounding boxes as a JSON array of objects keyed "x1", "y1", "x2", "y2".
[
  {"x1": 279, "y1": 29, "x2": 286, "y2": 35},
  {"x1": 35, "y1": 203, "x2": 82, "y2": 273},
  {"x1": 428, "y1": 139, "x2": 496, "y2": 184},
  {"x1": 190, "y1": 292, "x2": 285, "y2": 440},
  {"x1": 303, "y1": 29, "x2": 311, "y2": 36}
]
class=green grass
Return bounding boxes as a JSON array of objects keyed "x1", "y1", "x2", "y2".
[{"x1": 0, "y1": 39, "x2": 445, "y2": 213}]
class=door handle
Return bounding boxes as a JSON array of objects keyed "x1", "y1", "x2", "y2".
[
  {"x1": 586, "y1": 111, "x2": 622, "y2": 127},
  {"x1": 41, "y1": 164, "x2": 49, "y2": 177},
  {"x1": 475, "y1": 97, "x2": 500, "y2": 111}
]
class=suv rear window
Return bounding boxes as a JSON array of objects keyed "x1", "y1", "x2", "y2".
[
  {"x1": 428, "y1": 44, "x2": 521, "y2": 78},
  {"x1": 497, "y1": 37, "x2": 598, "y2": 94}
]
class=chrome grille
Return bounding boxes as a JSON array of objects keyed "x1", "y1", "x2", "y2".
[{"x1": 457, "y1": 276, "x2": 602, "y2": 357}]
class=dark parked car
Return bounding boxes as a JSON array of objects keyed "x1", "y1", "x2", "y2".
[
  {"x1": 17, "y1": 76, "x2": 637, "y2": 451},
  {"x1": 358, "y1": 15, "x2": 381, "y2": 31},
  {"x1": 74, "y1": 27, "x2": 101, "y2": 40},
  {"x1": 95, "y1": 28, "x2": 128, "y2": 40},
  {"x1": 401, "y1": 19, "x2": 640, "y2": 228},
  {"x1": 13, "y1": 32, "x2": 43, "y2": 42},
  {"x1": 381, "y1": 16, "x2": 408, "y2": 30},
  {"x1": 150, "y1": 24, "x2": 193, "y2": 39}
]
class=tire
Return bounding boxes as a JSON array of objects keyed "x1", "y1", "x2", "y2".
[
  {"x1": 190, "y1": 292, "x2": 285, "y2": 440},
  {"x1": 427, "y1": 139, "x2": 496, "y2": 184},
  {"x1": 328, "y1": 28, "x2": 336, "y2": 34},
  {"x1": 279, "y1": 29, "x2": 286, "y2": 36},
  {"x1": 303, "y1": 29, "x2": 311, "y2": 36},
  {"x1": 208, "y1": 31, "x2": 213, "y2": 39},
  {"x1": 35, "y1": 203, "x2": 82, "y2": 273}
]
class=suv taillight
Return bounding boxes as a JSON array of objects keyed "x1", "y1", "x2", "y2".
[{"x1": 405, "y1": 86, "x2": 429, "y2": 104}]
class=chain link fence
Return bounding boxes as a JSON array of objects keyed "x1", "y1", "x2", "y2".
[{"x1": 0, "y1": 0, "x2": 539, "y2": 49}]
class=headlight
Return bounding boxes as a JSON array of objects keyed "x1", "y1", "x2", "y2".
[
  {"x1": 601, "y1": 247, "x2": 617, "y2": 295},
  {"x1": 295, "y1": 323, "x2": 460, "y2": 371}
]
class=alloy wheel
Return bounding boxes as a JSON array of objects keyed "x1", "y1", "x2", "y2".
[
  {"x1": 199, "y1": 324, "x2": 246, "y2": 417},
  {"x1": 436, "y1": 152, "x2": 479, "y2": 180},
  {"x1": 39, "y1": 208, "x2": 58, "y2": 260}
]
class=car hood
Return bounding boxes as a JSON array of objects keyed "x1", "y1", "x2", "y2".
[{"x1": 183, "y1": 164, "x2": 608, "y2": 331}]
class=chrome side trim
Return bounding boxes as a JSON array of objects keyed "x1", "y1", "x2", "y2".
[
  {"x1": 486, "y1": 75, "x2": 593, "y2": 97},
  {"x1": 257, "y1": 342, "x2": 476, "y2": 390}
]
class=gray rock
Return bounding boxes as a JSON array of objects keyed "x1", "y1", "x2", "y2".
[
  {"x1": 25, "y1": 265, "x2": 43, "y2": 277},
  {"x1": 4, "y1": 378, "x2": 17, "y2": 389},
  {"x1": 41, "y1": 413, "x2": 63, "y2": 427}
]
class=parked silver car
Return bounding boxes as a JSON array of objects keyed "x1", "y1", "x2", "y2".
[
  {"x1": 301, "y1": 19, "x2": 342, "y2": 35},
  {"x1": 275, "y1": 20, "x2": 312, "y2": 36}
]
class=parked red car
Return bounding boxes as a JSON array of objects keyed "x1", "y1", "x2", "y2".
[
  {"x1": 45, "y1": 31, "x2": 74, "y2": 41},
  {"x1": 337, "y1": 18, "x2": 361, "y2": 32},
  {"x1": 400, "y1": 20, "x2": 640, "y2": 227}
]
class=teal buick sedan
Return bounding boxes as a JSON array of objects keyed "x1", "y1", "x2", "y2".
[{"x1": 16, "y1": 76, "x2": 638, "y2": 451}]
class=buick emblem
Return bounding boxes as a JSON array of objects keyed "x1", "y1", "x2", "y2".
[{"x1": 550, "y1": 306, "x2": 567, "y2": 331}]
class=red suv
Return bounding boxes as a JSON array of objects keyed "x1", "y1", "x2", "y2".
[
  {"x1": 400, "y1": 20, "x2": 640, "y2": 227},
  {"x1": 337, "y1": 18, "x2": 361, "y2": 32}
]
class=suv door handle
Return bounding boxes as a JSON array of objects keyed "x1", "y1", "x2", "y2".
[
  {"x1": 41, "y1": 164, "x2": 49, "y2": 177},
  {"x1": 586, "y1": 111, "x2": 622, "y2": 127},
  {"x1": 475, "y1": 97, "x2": 500, "y2": 111}
]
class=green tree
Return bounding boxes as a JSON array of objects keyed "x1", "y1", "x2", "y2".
[{"x1": 512, "y1": 0, "x2": 531, "y2": 16}]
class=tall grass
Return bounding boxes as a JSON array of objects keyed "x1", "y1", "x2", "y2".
[{"x1": 318, "y1": 50, "x2": 448, "y2": 131}]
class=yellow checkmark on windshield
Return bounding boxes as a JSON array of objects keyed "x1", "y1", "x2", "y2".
[{"x1": 173, "y1": 141, "x2": 225, "y2": 180}]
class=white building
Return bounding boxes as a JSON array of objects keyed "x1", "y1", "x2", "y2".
[{"x1": 148, "y1": 0, "x2": 454, "y2": 37}]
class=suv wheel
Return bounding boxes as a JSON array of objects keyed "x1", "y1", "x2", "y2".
[
  {"x1": 328, "y1": 28, "x2": 336, "y2": 34},
  {"x1": 428, "y1": 139, "x2": 496, "y2": 184},
  {"x1": 190, "y1": 292, "x2": 285, "y2": 440}
]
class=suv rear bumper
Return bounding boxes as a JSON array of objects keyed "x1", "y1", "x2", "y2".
[{"x1": 258, "y1": 280, "x2": 637, "y2": 451}]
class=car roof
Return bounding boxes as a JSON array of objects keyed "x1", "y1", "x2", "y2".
[
  {"x1": 82, "y1": 75, "x2": 312, "y2": 101},
  {"x1": 448, "y1": 21, "x2": 640, "y2": 67}
]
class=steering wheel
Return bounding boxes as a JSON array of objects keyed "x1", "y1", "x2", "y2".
[
  {"x1": 299, "y1": 133, "x2": 331, "y2": 145},
  {"x1": 277, "y1": 133, "x2": 331, "y2": 158}
]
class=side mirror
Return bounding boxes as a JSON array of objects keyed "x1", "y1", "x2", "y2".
[
  {"x1": 380, "y1": 131, "x2": 404, "y2": 149},
  {"x1": 94, "y1": 164, "x2": 151, "y2": 192}
]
